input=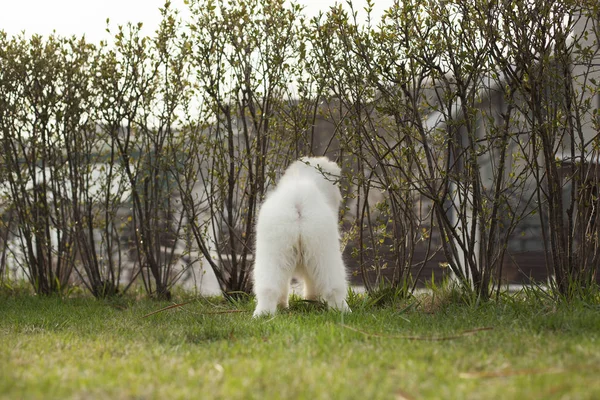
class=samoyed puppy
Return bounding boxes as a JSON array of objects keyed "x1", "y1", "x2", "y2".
[{"x1": 252, "y1": 156, "x2": 350, "y2": 317}]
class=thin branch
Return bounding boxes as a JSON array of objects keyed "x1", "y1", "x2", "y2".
[{"x1": 340, "y1": 324, "x2": 493, "y2": 341}]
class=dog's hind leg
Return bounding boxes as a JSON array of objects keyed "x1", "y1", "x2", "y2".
[
  {"x1": 253, "y1": 256, "x2": 294, "y2": 318},
  {"x1": 278, "y1": 281, "x2": 290, "y2": 309},
  {"x1": 302, "y1": 272, "x2": 318, "y2": 301},
  {"x1": 300, "y1": 214, "x2": 350, "y2": 313}
]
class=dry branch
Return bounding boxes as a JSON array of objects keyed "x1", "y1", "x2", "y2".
[{"x1": 340, "y1": 324, "x2": 493, "y2": 341}]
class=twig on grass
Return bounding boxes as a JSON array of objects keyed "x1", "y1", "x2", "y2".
[
  {"x1": 459, "y1": 367, "x2": 565, "y2": 379},
  {"x1": 142, "y1": 300, "x2": 249, "y2": 318},
  {"x1": 340, "y1": 324, "x2": 493, "y2": 341},
  {"x1": 460, "y1": 364, "x2": 600, "y2": 379},
  {"x1": 142, "y1": 300, "x2": 197, "y2": 318},
  {"x1": 197, "y1": 310, "x2": 249, "y2": 315}
]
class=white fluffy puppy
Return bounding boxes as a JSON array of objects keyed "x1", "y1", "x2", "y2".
[{"x1": 252, "y1": 157, "x2": 351, "y2": 317}]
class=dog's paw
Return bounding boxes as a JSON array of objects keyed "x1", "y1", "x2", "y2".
[
  {"x1": 337, "y1": 301, "x2": 352, "y2": 313},
  {"x1": 252, "y1": 308, "x2": 275, "y2": 318}
]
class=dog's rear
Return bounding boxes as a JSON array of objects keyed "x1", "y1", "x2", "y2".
[{"x1": 252, "y1": 157, "x2": 349, "y2": 317}]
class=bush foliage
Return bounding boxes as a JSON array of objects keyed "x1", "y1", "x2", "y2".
[{"x1": 0, "y1": 0, "x2": 599, "y2": 301}]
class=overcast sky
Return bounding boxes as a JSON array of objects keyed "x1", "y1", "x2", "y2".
[{"x1": 1, "y1": 0, "x2": 393, "y2": 43}]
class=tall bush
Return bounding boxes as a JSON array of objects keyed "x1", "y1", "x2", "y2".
[
  {"x1": 0, "y1": 34, "x2": 89, "y2": 294},
  {"x1": 184, "y1": 0, "x2": 311, "y2": 294},
  {"x1": 486, "y1": 0, "x2": 600, "y2": 298}
]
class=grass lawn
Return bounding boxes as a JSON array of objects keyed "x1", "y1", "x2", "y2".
[{"x1": 1, "y1": 289, "x2": 599, "y2": 399}]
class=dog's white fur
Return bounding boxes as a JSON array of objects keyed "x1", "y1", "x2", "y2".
[{"x1": 252, "y1": 157, "x2": 350, "y2": 317}]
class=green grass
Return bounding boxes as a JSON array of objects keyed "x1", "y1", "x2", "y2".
[{"x1": 1, "y1": 290, "x2": 600, "y2": 399}]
